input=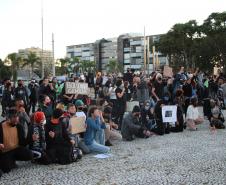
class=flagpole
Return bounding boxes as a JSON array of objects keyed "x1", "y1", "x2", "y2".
[{"x1": 41, "y1": 0, "x2": 44, "y2": 78}]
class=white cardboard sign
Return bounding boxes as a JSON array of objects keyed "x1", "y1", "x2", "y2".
[
  {"x1": 162, "y1": 105, "x2": 177, "y2": 123},
  {"x1": 65, "y1": 82, "x2": 89, "y2": 95}
]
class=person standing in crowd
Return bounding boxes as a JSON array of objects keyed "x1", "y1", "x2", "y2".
[
  {"x1": 0, "y1": 109, "x2": 33, "y2": 175},
  {"x1": 152, "y1": 73, "x2": 164, "y2": 102},
  {"x1": 121, "y1": 105, "x2": 151, "y2": 141},
  {"x1": 14, "y1": 80, "x2": 29, "y2": 113},
  {"x1": 182, "y1": 75, "x2": 194, "y2": 114},
  {"x1": 94, "y1": 72, "x2": 103, "y2": 99},
  {"x1": 1, "y1": 81, "x2": 14, "y2": 117},
  {"x1": 102, "y1": 80, "x2": 111, "y2": 102},
  {"x1": 15, "y1": 100, "x2": 30, "y2": 139},
  {"x1": 114, "y1": 79, "x2": 126, "y2": 130},
  {"x1": 173, "y1": 66, "x2": 186, "y2": 95},
  {"x1": 38, "y1": 78, "x2": 55, "y2": 104},
  {"x1": 133, "y1": 76, "x2": 149, "y2": 105},
  {"x1": 221, "y1": 78, "x2": 226, "y2": 108},
  {"x1": 216, "y1": 77, "x2": 225, "y2": 108},
  {"x1": 84, "y1": 106, "x2": 110, "y2": 153},
  {"x1": 186, "y1": 97, "x2": 204, "y2": 131},
  {"x1": 28, "y1": 79, "x2": 39, "y2": 113}
]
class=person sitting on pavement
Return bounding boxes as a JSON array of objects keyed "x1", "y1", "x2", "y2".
[
  {"x1": 186, "y1": 97, "x2": 204, "y2": 131},
  {"x1": 75, "y1": 99, "x2": 87, "y2": 119},
  {"x1": 103, "y1": 106, "x2": 122, "y2": 146},
  {"x1": 84, "y1": 106, "x2": 110, "y2": 153},
  {"x1": 0, "y1": 109, "x2": 33, "y2": 175},
  {"x1": 45, "y1": 108, "x2": 75, "y2": 165},
  {"x1": 121, "y1": 105, "x2": 151, "y2": 141},
  {"x1": 28, "y1": 111, "x2": 51, "y2": 165}
]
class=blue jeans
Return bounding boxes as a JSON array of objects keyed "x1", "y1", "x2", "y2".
[
  {"x1": 87, "y1": 141, "x2": 110, "y2": 153},
  {"x1": 95, "y1": 129, "x2": 105, "y2": 145}
]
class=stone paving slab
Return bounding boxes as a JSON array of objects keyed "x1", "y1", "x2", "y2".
[{"x1": 0, "y1": 109, "x2": 226, "y2": 185}]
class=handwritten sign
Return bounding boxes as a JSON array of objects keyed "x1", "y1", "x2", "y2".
[
  {"x1": 213, "y1": 67, "x2": 221, "y2": 76},
  {"x1": 70, "y1": 116, "x2": 86, "y2": 134},
  {"x1": 162, "y1": 105, "x2": 177, "y2": 123},
  {"x1": 65, "y1": 82, "x2": 89, "y2": 95},
  {"x1": 163, "y1": 66, "x2": 173, "y2": 77}
]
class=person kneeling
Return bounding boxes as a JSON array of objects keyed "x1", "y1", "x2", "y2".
[
  {"x1": 0, "y1": 109, "x2": 32, "y2": 174},
  {"x1": 121, "y1": 106, "x2": 151, "y2": 141}
]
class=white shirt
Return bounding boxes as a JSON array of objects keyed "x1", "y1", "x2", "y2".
[
  {"x1": 109, "y1": 87, "x2": 116, "y2": 100},
  {"x1": 76, "y1": 111, "x2": 87, "y2": 120},
  {"x1": 186, "y1": 105, "x2": 199, "y2": 120}
]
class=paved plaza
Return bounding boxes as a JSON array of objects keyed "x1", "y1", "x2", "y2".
[{"x1": 0, "y1": 108, "x2": 226, "y2": 185}]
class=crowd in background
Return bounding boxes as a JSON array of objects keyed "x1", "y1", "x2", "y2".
[{"x1": 0, "y1": 66, "x2": 226, "y2": 177}]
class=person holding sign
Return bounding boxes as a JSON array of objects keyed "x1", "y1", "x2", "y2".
[{"x1": 84, "y1": 107, "x2": 110, "y2": 154}]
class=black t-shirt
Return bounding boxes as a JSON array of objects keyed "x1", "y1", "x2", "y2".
[
  {"x1": 183, "y1": 83, "x2": 193, "y2": 97},
  {"x1": 115, "y1": 87, "x2": 126, "y2": 111},
  {"x1": 153, "y1": 81, "x2": 164, "y2": 100}
]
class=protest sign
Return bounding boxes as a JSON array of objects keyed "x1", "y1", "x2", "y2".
[
  {"x1": 213, "y1": 67, "x2": 221, "y2": 76},
  {"x1": 126, "y1": 101, "x2": 140, "y2": 112},
  {"x1": 163, "y1": 66, "x2": 173, "y2": 77},
  {"x1": 162, "y1": 105, "x2": 177, "y2": 123},
  {"x1": 65, "y1": 82, "x2": 89, "y2": 95},
  {"x1": 70, "y1": 116, "x2": 86, "y2": 134}
]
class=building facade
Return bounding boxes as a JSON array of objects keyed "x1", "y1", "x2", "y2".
[
  {"x1": 18, "y1": 47, "x2": 53, "y2": 73},
  {"x1": 66, "y1": 33, "x2": 168, "y2": 73}
]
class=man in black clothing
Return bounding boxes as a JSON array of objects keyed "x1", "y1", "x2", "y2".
[
  {"x1": 28, "y1": 80, "x2": 39, "y2": 113},
  {"x1": 0, "y1": 109, "x2": 32, "y2": 174},
  {"x1": 14, "y1": 80, "x2": 29, "y2": 113}
]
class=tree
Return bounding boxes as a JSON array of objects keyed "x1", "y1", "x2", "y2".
[
  {"x1": 80, "y1": 60, "x2": 96, "y2": 73},
  {"x1": 106, "y1": 59, "x2": 122, "y2": 73},
  {"x1": 0, "y1": 59, "x2": 11, "y2": 80},
  {"x1": 22, "y1": 52, "x2": 41, "y2": 78},
  {"x1": 6, "y1": 53, "x2": 22, "y2": 83}
]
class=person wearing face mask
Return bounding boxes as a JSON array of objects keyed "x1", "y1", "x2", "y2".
[
  {"x1": 1, "y1": 81, "x2": 14, "y2": 117},
  {"x1": 28, "y1": 111, "x2": 50, "y2": 165},
  {"x1": 15, "y1": 99, "x2": 31, "y2": 139},
  {"x1": 75, "y1": 99, "x2": 87, "y2": 119},
  {"x1": 141, "y1": 100, "x2": 155, "y2": 130},
  {"x1": 61, "y1": 103, "x2": 89, "y2": 154},
  {"x1": 38, "y1": 95, "x2": 53, "y2": 124},
  {"x1": 121, "y1": 106, "x2": 151, "y2": 141},
  {"x1": 0, "y1": 109, "x2": 33, "y2": 175},
  {"x1": 186, "y1": 97, "x2": 204, "y2": 131},
  {"x1": 14, "y1": 80, "x2": 29, "y2": 113}
]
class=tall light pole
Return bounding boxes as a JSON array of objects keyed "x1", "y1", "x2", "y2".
[
  {"x1": 41, "y1": 0, "x2": 44, "y2": 78},
  {"x1": 143, "y1": 26, "x2": 146, "y2": 74},
  {"x1": 52, "y1": 33, "x2": 55, "y2": 76}
]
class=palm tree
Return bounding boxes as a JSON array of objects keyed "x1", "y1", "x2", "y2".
[
  {"x1": 106, "y1": 59, "x2": 122, "y2": 73},
  {"x1": 22, "y1": 52, "x2": 41, "y2": 79},
  {"x1": 80, "y1": 60, "x2": 96, "y2": 73},
  {"x1": 6, "y1": 53, "x2": 21, "y2": 83}
]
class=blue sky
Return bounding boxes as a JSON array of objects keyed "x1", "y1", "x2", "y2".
[{"x1": 0, "y1": 0, "x2": 225, "y2": 59}]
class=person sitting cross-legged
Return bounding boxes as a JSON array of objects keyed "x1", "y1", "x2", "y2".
[
  {"x1": 121, "y1": 105, "x2": 151, "y2": 141},
  {"x1": 0, "y1": 109, "x2": 33, "y2": 174}
]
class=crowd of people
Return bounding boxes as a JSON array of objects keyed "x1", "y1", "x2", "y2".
[{"x1": 0, "y1": 66, "x2": 226, "y2": 177}]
